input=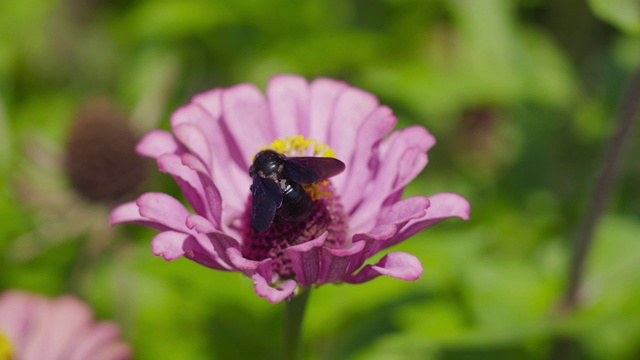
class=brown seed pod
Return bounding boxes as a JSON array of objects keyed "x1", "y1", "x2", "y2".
[{"x1": 65, "y1": 98, "x2": 147, "y2": 202}]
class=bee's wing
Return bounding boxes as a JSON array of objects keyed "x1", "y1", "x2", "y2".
[
  {"x1": 251, "y1": 176, "x2": 283, "y2": 232},
  {"x1": 284, "y1": 157, "x2": 346, "y2": 184}
]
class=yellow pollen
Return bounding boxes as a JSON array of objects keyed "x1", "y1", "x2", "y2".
[
  {"x1": 0, "y1": 332, "x2": 13, "y2": 360},
  {"x1": 302, "y1": 180, "x2": 333, "y2": 201},
  {"x1": 262, "y1": 135, "x2": 337, "y2": 158}
]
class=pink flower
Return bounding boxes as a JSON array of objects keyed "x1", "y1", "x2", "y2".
[
  {"x1": 0, "y1": 290, "x2": 132, "y2": 360},
  {"x1": 110, "y1": 75, "x2": 470, "y2": 303}
]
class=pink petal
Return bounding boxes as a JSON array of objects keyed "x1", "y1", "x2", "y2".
[
  {"x1": 183, "y1": 234, "x2": 232, "y2": 271},
  {"x1": 232, "y1": 253, "x2": 279, "y2": 284},
  {"x1": 181, "y1": 153, "x2": 223, "y2": 228},
  {"x1": 381, "y1": 124, "x2": 436, "y2": 154},
  {"x1": 205, "y1": 231, "x2": 243, "y2": 270},
  {"x1": 352, "y1": 196, "x2": 429, "y2": 256},
  {"x1": 15, "y1": 298, "x2": 46, "y2": 360},
  {"x1": 191, "y1": 89, "x2": 250, "y2": 214},
  {"x1": 207, "y1": 161, "x2": 250, "y2": 220},
  {"x1": 222, "y1": 84, "x2": 276, "y2": 168},
  {"x1": 252, "y1": 274, "x2": 297, "y2": 304},
  {"x1": 338, "y1": 106, "x2": 397, "y2": 212},
  {"x1": 69, "y1": 322, "x2": 123, "y2": 360},
  {"x1": 45, "y1": 297, "x2": 94, "y2": 359},
  {"x1": 284, "y1": 233, "x2": 327, "y2": 287},
  {"x1": 151, "y1": 231, "x2": 190, "y2": 260},
  {"x1": 182, "y1": 223, "x2": 238, "y2": 269},
  {"x1": 225, "y1": 248, "x2": 274, "y2": 282},
  {"x1": 109, "y1": 202, "x2": 171, "y2": 232},
  {"x1": 379, "y1": 196, "x2": 430, "y2": 225},
  {"x1": 383, "y1": 148, "x2": 428, "y2": 205},
  {"x1": 135, "y1": 129, "x2": 182, "y2": 158},
  {"x1": 184, "y1": 248, "x2": 231, "y2": 271},
  {"x1": 157, "y1": 154, "x2": 207, "y2": 218},
  {"x1": 136, "y1": 192, "x2": 193, "y2": 233},
  {"x1": 173, "y1": 122, "x2": 213, "y2": 173},
  {"x1": 190, "y1": 89, "x2": 248, "y2": 173},
  {"x1": 225, "y1": 247, "x2": 263, "y2": 271},
  {"x1": 424, "y1": 192, "x2": 471, "y2": 221},
  {"x1": 307, "y1": 78, "x2": 349, "y2": 144},
  {"x1": 267, "y1": 74, "x2": 309, "y2": 137},
  {"x1": 90, "y1": 342, "x2": 133, "y2": 360},
  {"x1": 150, "y1": 228, "x2": 229, "y2": 270},
  {"x1": 328, "y1": 86, "x2": 379, "y2": 165},
  {"x1": 186, "y1": 205, "x2": 241, "y2": 237},
  {"x1": 346, "y1": 197, "x2": 431, "y2": 260},
  {"x1": 343, "y1": 252, "x2": 423, "y2": 284},
  {"x1": 20, "y1": 297, "x2": 81, "y2": 360},
  {"x1": 0, "y1": 291, "x2": 36, "y2": 348},
  {"x1": 186, "y1": 214, "x2": 216, "y2": 233},
  {"x1": 109, "y1": 201, "x2": 142, "y2": 225},
  {"x1": 384, "y1": 192, "x2": 471, "y2": 250},
  {"x1": 349, "y1": 224, "x2": 398, "y2": 271},
  {"x1": 348, "y1": 126, "x2": 435, "y2": 233},
  {"x1": 317, "y1": 240, "x2": 365, "y2": 285},
  {"x1": 173, "y1": 149, "x2": 246, "y2": 223},
  {"x1": 179, "y1": 89, "x2": 222, "y2": 136}
]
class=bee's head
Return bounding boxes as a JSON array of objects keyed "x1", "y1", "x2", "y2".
[{"x1": 250, "y1": 150, "x2": 286, "y2": 178}]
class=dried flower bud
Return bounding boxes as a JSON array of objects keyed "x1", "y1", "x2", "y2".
[{"x1": 65, "y1": 98, "x2": 147, "y2": 202}]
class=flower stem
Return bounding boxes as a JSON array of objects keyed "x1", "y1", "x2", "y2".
[
  {"x1": 549, "y1": 69, "x2": 640, "y2": 360},
  {"x1": 563, "y1": 68, "x2": 640, "y2": 309},
  {"x1": 283, "y1": 288, "x2": 310, "y2": 360}
]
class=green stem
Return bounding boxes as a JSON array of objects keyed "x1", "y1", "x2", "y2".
[
  {"x1": 283, "y1": 288, "x2": 310, "y2": 360},
  {"x1": 563, "y1": 68, "x2": 640, "y2": 308},
  {"x1": 549, "y1": 69, "x2": 640, "y2": 360}
]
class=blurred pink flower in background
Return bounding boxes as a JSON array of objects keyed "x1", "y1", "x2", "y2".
[
  {"x1": 111, "y1": 74, "x2": 470, "y2": 303},
  {"x1": 0, "y1": 290, "x2": 131, "y2": 360}
]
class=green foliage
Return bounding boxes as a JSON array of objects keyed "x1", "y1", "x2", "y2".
[
  {"x1": 1, "y1": 0, "x2": 639, "y2": 359},
  {"x1": 588, "y1": 0, "x2": 640, "y2": 35}
]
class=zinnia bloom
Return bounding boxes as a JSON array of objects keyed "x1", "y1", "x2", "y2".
[
  {"x1": 0, "y1": 290, "x2": 132, "y2": 360},
  {"x1": 111, "y1": 75, "x2": 470, "y2": 303}
]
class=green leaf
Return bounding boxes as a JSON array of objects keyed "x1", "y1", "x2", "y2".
[
  {"x1": 119, "y1": 0, "x2": 236, "y2": 43},
  {"x1": 563, "y1": 216, "x2": 640, "y2": 359},
  {"x1": 588, "y1": 0, "x2": 640, "y2": 35}
]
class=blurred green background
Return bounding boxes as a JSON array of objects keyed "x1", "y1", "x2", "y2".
[{"x1": 1, "y1": 0, "x2": 639, "y2": 359}]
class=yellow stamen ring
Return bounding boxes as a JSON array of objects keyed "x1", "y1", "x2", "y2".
[{"x1": 261, "y1": 135, "x2": 336, "y2": 158}]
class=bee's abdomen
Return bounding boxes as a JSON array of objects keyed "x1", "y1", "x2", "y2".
[{"x1": 277, "y1": 180, "x2": 313, "y2": 222}]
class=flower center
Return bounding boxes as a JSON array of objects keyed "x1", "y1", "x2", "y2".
[
  {"x1": 242, "y1": 136, "x2": 348, "y2": 278},
  {"x1": 65, "y1": 98, "x2": 148, "y2": 202},
  {"x1": 0, "y1": 332, "x2": 13, "y2": 360}
]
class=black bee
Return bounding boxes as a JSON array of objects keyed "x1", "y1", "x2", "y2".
[{"x1": 249, "y1": 149, "x2": 345, "y2": 232}]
